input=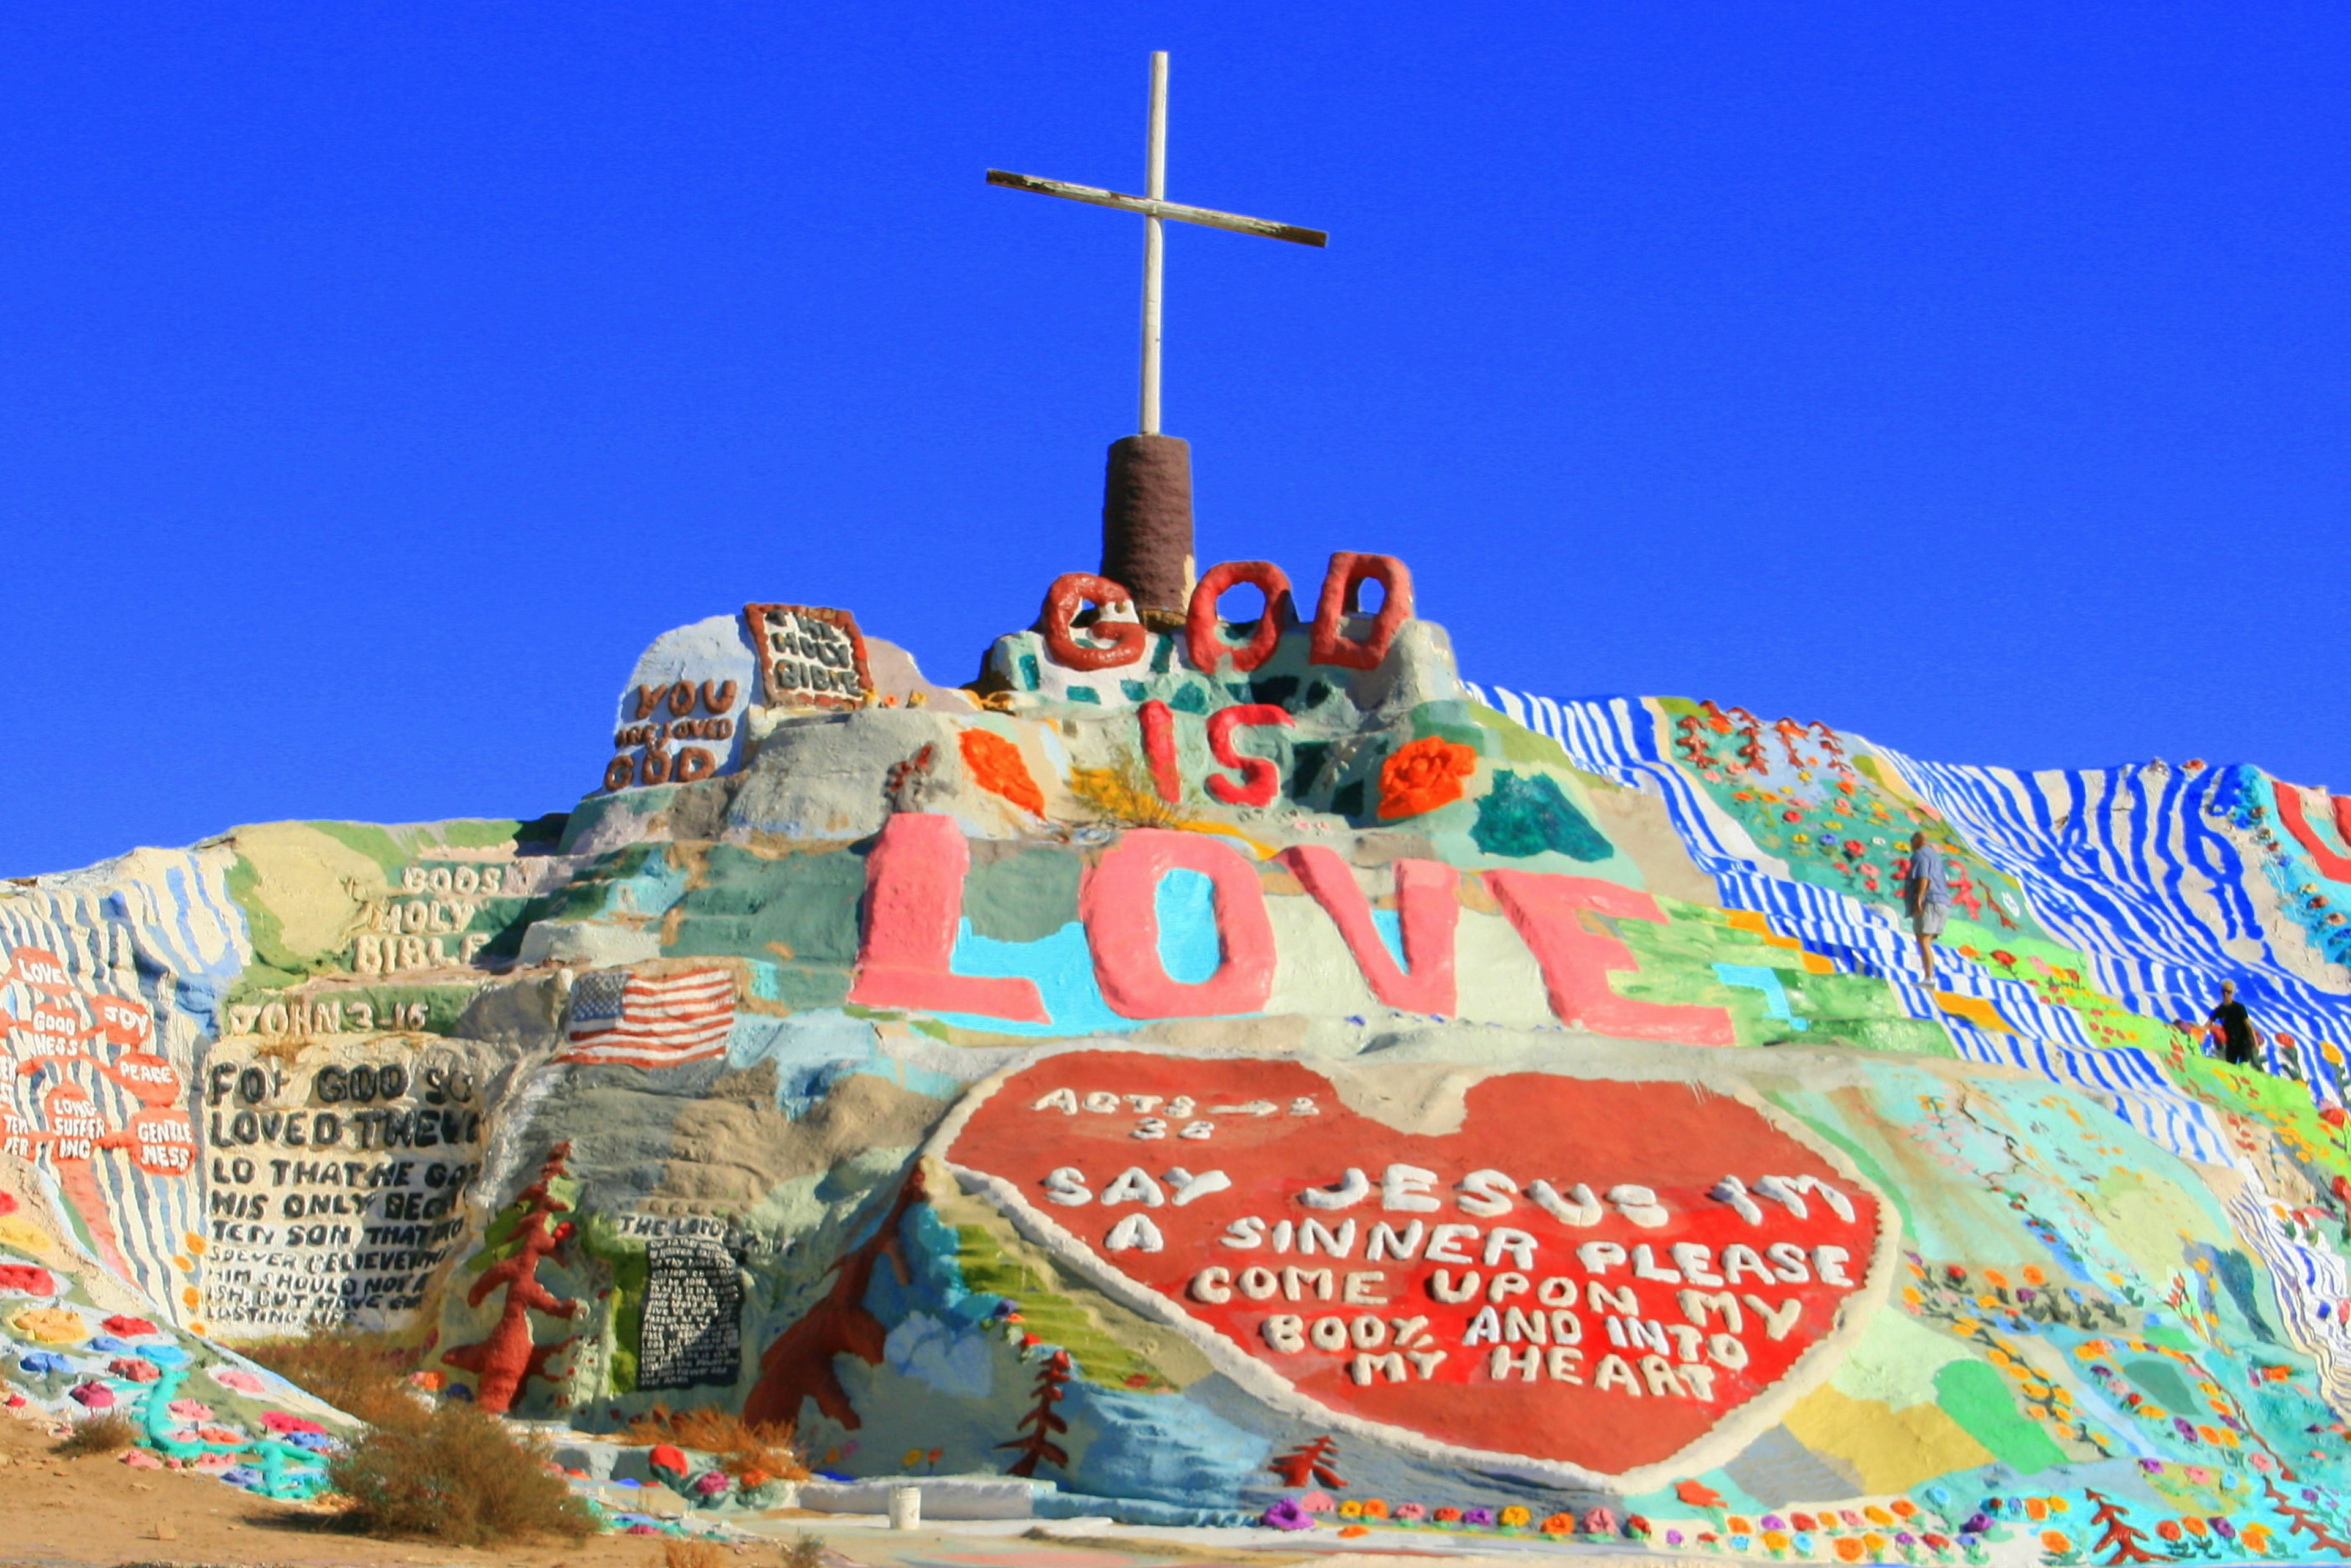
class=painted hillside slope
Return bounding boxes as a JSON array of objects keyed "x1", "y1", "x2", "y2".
[{"x1": 6, "y1": 554, "x2": 2351, "y2": 1563}]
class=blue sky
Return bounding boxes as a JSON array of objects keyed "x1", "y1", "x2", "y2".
[{"x1": 5, "y1": 4, "x2": 2348, "y2": 875}]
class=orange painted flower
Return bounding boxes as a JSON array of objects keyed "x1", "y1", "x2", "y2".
[
  {"x1": 1676, "y1": 1480, "x2": 1727, "y2": 1510},
  {"x1": 1378, "y1": 735, "x2": 1477, "y2": 819},
  {"x1": 959, "y1": 727, "x2": 1044, "y2": 816}
]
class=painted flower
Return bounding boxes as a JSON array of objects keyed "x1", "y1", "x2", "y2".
[
  {"x1": 1625, "y1": 1514, "x2": 1651, "y2": 1537},
  {"x1": 2155, "y1": 1520, "x2": 2181, "y2": 1542},
  {"x1": 1261, "y1": 1498, "x2": 1313, "y2": 1531},
  {"x1": 1676, "y1": 1480, "x2": 1728, "y2": 1510},
  {"x1": 1832, "y1": 1540, "x2": 1865, "y2": 1562},
  {"x1": 1394, "y1": 1503, "x2": 1426, "y2": 1522},
  {"x1": 1461, "y1": 1507, "x2": 1496, "y2": 1527},
  {"x1": 959, "y1": 727, "x2": 1045, "y2": 816},
  {"x1": 1432, "y1": 1507, "x2": 1461, "y2": 1523},
  {"x1": 9, "y1": 1306, "x2": 86, "y2": 1345},
  {"x1": 1377, "y1": 735, "x2": 1478, "y2": 819},
  {"x1": 1336, "y1": 1500, "x2": 1362, "y2": 1519},
  {"x1": 1360, "y1": 1498, "x2": 1389, "y2": 1519},
  {"x1": 1497, "y1": 1505, "x2": 1530, "y2": 1528},
  {"x1": 1539, "y1": 1513, "x2": 1575, "y2": 1535},
  {"x1": 1580, "y1": 1506, "x2": 1618, "y2": 1536},
  {"x1": 1298, "y1": 1490, "x2": 1336, "y2": 1513}
]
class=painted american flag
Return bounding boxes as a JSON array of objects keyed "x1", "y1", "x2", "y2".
[{"x1": 558, "y1": 967, "x2": 737, "y2": 1068}]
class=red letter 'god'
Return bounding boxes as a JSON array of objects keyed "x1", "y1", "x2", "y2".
[
  {"x1": 1309, "y1": 552, "x2": 1413, "y2": 670},
  {"x1": 1040, "y1": 574, "x2": 1146, "y2": 672},
  {"x1": 1186, "y1": 561, "x2": 1292, "y2": 675}
]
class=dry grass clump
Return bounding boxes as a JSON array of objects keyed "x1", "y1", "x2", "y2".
[
  {"x1": 780, "y1": 1532, "x2": 828, "y2": 1568},
  {"x1": 663, "y1": 1541, "x2": 727, "y2": 1568},
  {"x1": 329, "y1": 1401, "x2": 596, "y2": 1545},
  {"x1": 1068, "y1": 758, "x2": 1183, "y2": 828},
  {"x1": 624, "y1": 1404, "x2": 808, "y2": 1485},
  {"x1": 52, "y1": 1410, "x2": 137, "y2": 1457},
  {"x1": 241, "y1": 1325, "x2": 421, "y2": 1427}
]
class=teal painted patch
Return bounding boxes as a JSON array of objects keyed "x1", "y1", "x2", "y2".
[
  {"x1": 1470, "y1": 769, "x2": 1612, "y2": 861},
  {"x1": 1714, "y1": 962, "x2": 1810, "y2": 1031},
  {"x1": 666, "y1": 846, "x2": 865, "y2": 964},
  {"x1": 1155, "y1": 869, "x2": 1221, "y2": 984},
  {"x1": 937, "y1": 865, "x2": 1235, "y2": 1035},
  {"x1": 965, "y1": 848, "x2": 1082, "y2": 943}
]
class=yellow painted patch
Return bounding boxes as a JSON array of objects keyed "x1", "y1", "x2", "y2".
[
  {"x1": 1937, "y1": 992, "x2": 2014, "y2": 1033},
  {"x1": 0, "y1": 1216, "x2": 54, "y2": 1255},
  {"x1": 231, "y1": 821, "x2": 388, "y2": 968},
  {"x1": 1780, "y1": 1381, "x2": 1996, "y2": 1494},
  {"x1": 1728, "y1": 908, "x2": 1837, "y2": 972}
]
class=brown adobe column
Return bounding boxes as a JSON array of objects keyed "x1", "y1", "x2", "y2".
[{"x1": 1100, "y1": 433, "x2": 1194, "y2": 620}]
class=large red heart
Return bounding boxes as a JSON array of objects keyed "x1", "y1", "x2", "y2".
[{"x1": 940, "y1": 1049, "x2": 1894, "y2": 1486}]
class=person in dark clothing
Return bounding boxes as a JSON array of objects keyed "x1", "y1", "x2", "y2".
[{"x1": 2207, "y1": 981, "x2": 2262, "y2": 1068}]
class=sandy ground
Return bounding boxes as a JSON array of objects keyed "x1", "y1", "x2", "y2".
[{"x1": 0, "y1": 1409, "x2": 1698, "y2": 1568}]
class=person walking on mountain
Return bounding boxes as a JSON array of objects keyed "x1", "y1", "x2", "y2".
[
  {"x1": 2205, "y1": 980, "x2": 2263, "y2": 1069},
  {"x1": 1902, "y1": 830, "x2": 1952, "y2": 983}
]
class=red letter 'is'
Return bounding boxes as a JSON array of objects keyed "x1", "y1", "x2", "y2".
[{"x1": 1205, "y1": 704, "x2": 1294, "y2": 808}]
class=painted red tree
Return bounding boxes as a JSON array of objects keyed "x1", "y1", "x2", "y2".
[
  {"x1": 441, "y1": 1142, "x2": 580, "y2": 1414},
  {"x1": 743, "y1": 1165, "x2": 924, "y2": 1431},
  {"x1": 1269, "y1": 1435, "x2": 1346, "y2": 1490},
  {"x1": 2080, "y1": 1489, "x2": 2161, "y2": 1566},
  {"x1": 998, "y1": 1349, "x2": 1073, "y2": 1478},
  {"x1": 2263, "y1": 1477, "x2": 2351, "y2": 1554}
]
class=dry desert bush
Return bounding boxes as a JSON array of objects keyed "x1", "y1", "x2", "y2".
[
  {"x1": 240, "y1": 1324, "x2": 421, "y2": 1427},
  {"x1": 247, "y1": 1324, "x2": 594, "y2": 1545},
  {"x1": 624, "y1": 1403, "x2": 808, "y2": 1484},
  {"x1": 329, "y1": 1401, "x2": 596, "y2": 1545},
  {"x1": 662, "y1": 1540, "x2": 726, "y2": 1568},
  {"x1": 51, "y1": 1409, "x2": 137, "y2": 1457}
]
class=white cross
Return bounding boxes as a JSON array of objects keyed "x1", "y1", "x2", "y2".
[{"x1": 989, "y1": 52, "x2": 1326, "y2": 437}]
